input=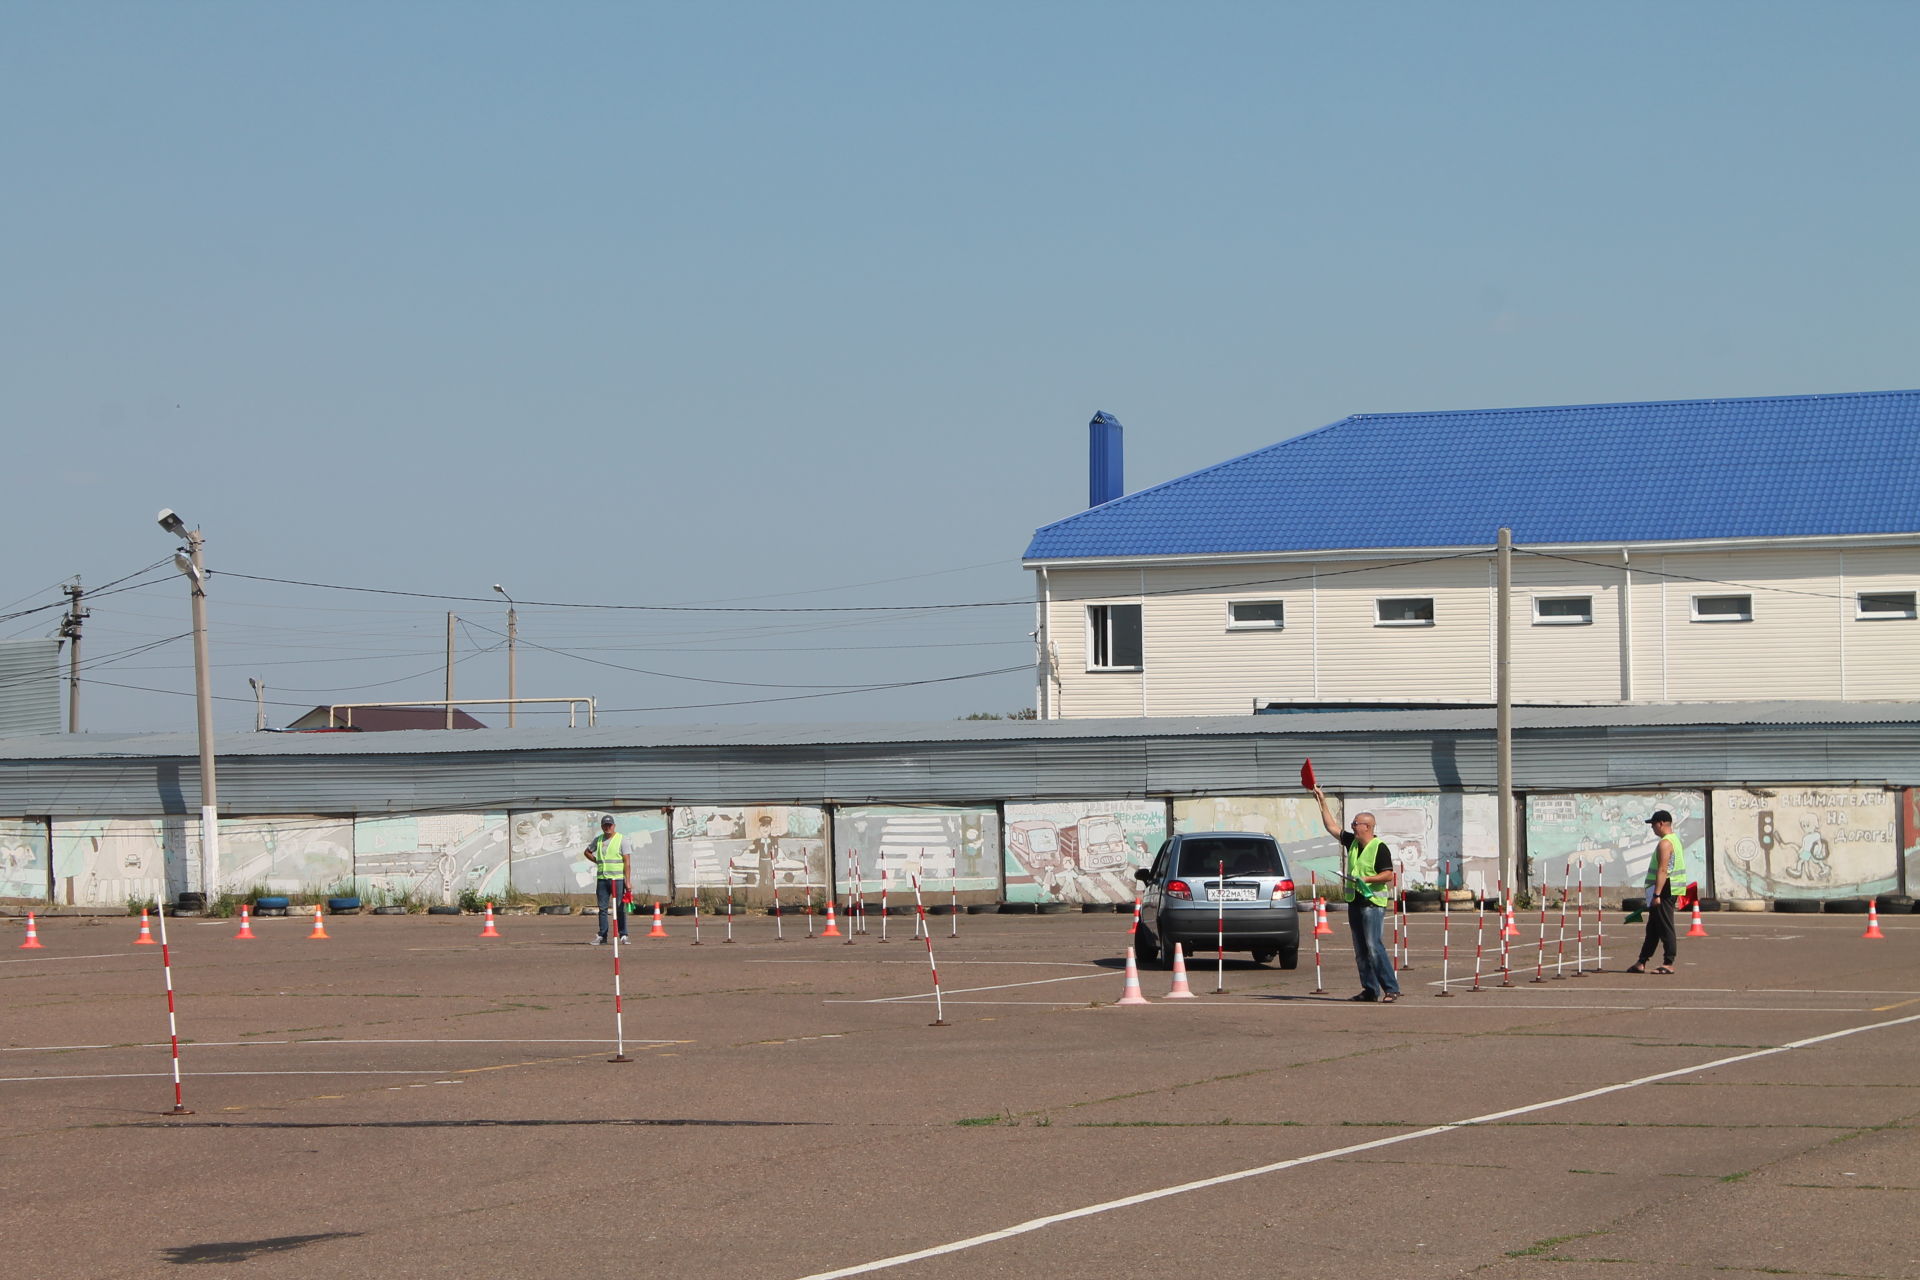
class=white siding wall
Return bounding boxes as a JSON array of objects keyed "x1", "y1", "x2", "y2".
[{"x1": 1041, "y1": 541, "x2": 1920, "y2": 717}]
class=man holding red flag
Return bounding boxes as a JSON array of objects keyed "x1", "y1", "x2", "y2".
[{"x1": 1312, "y1": 783, "x2": 1401, "y2": 1003}]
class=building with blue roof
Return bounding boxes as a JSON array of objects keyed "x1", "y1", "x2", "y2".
[{"x1": 1024, "y1": 392, "x2": 1920, "y2": 718}]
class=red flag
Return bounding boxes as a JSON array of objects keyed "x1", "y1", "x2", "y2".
[{"x1": 1300, "y1": 759, "x2": 1316, "y2": 790}]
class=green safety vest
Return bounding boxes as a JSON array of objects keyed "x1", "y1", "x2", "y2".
[
  {"x1": 1645, "y1": 833, "x2": 1685, "y2": 888},
  {"x1": 591, "y1": 832, "x2": 626, "y2": 879},
  {"x1": 1343, "y1": 836, "x2": 1391, "y2": 907}
]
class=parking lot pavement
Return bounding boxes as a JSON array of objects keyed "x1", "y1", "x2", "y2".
[{"x1": 2, "y1": 909, "x2": 1915, "y2": 1279}]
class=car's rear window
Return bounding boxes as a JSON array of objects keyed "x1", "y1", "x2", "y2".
[{"x1": 1176, "y1": 838, "x2": 1284, "y2": 878}]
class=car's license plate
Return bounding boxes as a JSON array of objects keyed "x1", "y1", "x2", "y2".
[{"x1": 1210, "y1": 886, "x2": 1257, "y2": 901}]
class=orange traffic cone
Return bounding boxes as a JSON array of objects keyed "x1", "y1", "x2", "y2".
[
  {"x1": 1165, "y1": 942, "x2": 1197, "y2": 998},
  {"x1": 1863, "y1": 899, "x2": 1885, "y2": 940},
  {"x1": 1502, "y1": 901, "x2": 1520, "y2": 938},
  {"x1": 234, "y1": 905, "x2": 256, "y2": 940},
  {"x1": 647, "y1": 902, "x2": 668, "y2": 938},
  {"x1": 1117, "y1": 945, "x2": 1151, "y2": 1005},
  {"x1": 308, "y1": 905, "x2": 329, "y2": 940},
  {"x1": 18, "y1": 912, "x2": 44, "y2": 949},
  {"x1": 821, "y1": 900, "x2": 842, "y2": 937},
  {"x1": 479, "y1": 902, "x2": 501, "y2": 938},
  {"x1": 1312, "y1": 897, "x2": 1333, "y2": 937},
  {"x1": 1685, "y1": 898, "x2": 1708, "y2": 938},
  {"x1": 133, "y1": 907, "x2": 157, "y2": 945}
]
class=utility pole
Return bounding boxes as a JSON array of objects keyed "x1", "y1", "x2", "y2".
[
  {"x1": 59, "y1": 579, "x2": 87, "y2": 732},
  {"x1": 493, "y1": 585, "x2": 517, "y2": 727},
  {"x1": 157, "y1": 509, "x2": 219, "y2": 899},
  {"x1": 445, "y1": 613, "x2": 457, "y2": 729},
  {"x1": 248, "y1": 677, "x2": 266, "y2": 731},
  {"x1": 1496, "y1": 527, "x2": 1514, "y2": 894}
]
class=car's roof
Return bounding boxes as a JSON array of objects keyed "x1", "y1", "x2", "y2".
[{"x1": 1172, "y1": 831, "x2": 1280, "y2": 841}]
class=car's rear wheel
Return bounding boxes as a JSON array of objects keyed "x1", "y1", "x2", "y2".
[{"x1": 1278, "y1": 944, "x2": 1300, "y2": 971}]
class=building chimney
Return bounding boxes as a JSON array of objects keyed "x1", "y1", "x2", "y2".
[{"x1": 1088, "y1": 411, "x2": 1124, "y2": 507}]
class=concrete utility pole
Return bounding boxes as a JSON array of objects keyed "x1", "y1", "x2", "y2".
[
  {"x1": 59, "y1": 579, "x2": 87, "y2": 732},
  {"x1": 445, "y1": 613, "x2": 457, "y2": 729},
  {"x1": 248, "y1": 677, "x2": 266, "y2": 732},
  {"x1": 1496, "y1": 527, "x2": 1514, "y2": 894},
  {"x1": 493, "y1": 585, "x2": 517, "y2": 727},
  {"x1": 157, "y1": 510, "x2": 219, "y2": 898}
]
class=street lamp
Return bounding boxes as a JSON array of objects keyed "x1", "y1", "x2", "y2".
[
  {"x1": 157, "y1": 508, "x2": 218, "y2": 902},
  {"x1": 493, "y1": 584, "x2": 517, "y2": 727}
]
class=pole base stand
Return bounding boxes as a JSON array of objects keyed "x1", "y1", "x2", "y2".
[
  {"x1": 609, "y1": 1054, "x2": 633, "y2": 1063},
  {"x1": 1434, "y1": 990, "x2": 1454, "y2": 998},
  {"x1": 929, "y1": 1019, "x2": 949, "y2": 1027},
  {"x1": 1530, "y1": 975, "x2": 1548, "y2": 984},
  {"x1": 1310, "y1": 987, "x2": 1328, "y2": 995},
  {"x1": 166, "y1": 1105, "x2": 194, "y2": 1116}
]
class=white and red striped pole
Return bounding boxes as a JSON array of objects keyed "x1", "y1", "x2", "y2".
[
  {"x1": 690, "y1": 881, "x2": 702, "y2": 947},
  {"x1": 1310, "y1": 891, "x2": 1327, "y2": 995},
  {"x1": 1469, "y1": 895, "x2": 1486, "y2": 992},
  {"x1": 805, "y1": 887, "x2": 815, "y2": 939},
  {"x1": 723, "y1": 870, "x2": 736, "y2": 944},
  {"x1": 948, "y1": 877, "x2": 958, "y2": 939},
  {"x1": 878, "y1": 870, "x2": 890, "y2": 943},
  {"x1": 773, "y1": 883, "x2": 785, "y2": 941},
  {"x1": 1570, "y1": 862, "x2": 1588, "y2": 977},
  {"x1": 1213, "y1": 858, "x2": 1226, "y2": 995},
  {"x1": 1553, "y1": 862, "x2": 1570, "y2": 978},
  {"x1": 608, "y1": 932, "x2": 632, "y2": 1062},
  {"x1": 152, "y1": 902, "x2": 191, "y2": 1114},
  {"x1": 1435, "y1": 862, "x2": 1454, "y2": 997},
  {"x1": 1530, "y1": 878, "x2": 1550, "y2": 983},
  {"x1": 1497, "y1": 878, "x2": 1514, "y2": 987},
  {"x1": 1397, "y1": 889, "x2": 1413, "y2": 970},
  {"x1": 911, "y1": 875, "x2": 947, "y2": 1027},
  {"x1": 1129, "y1": 893, "x2": 1142, "y2": 937},
  {"x1": 1594, "y1": 882, "x2": 1607, "y2": 970}
]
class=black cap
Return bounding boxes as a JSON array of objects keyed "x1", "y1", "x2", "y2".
[
  {"x1": 1644, "y1": 810, "x2": 1673, "y2": 825},
  {"x1": 601, "y1": 815, "x2": 616, "y2": 826}
]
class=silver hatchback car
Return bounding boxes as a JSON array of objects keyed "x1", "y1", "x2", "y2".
[{"x1": 1132, "y1": 832, "x2": 1300, "y2": 969}]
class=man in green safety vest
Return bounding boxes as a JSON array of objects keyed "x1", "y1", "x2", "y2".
[
  {"x1": 1312, "y1": 785, "x2": 1401, "y2": 1003},
  {"x1": 1627, "y1": 810, "x2": 1684, "y2": 975},
  {"x1": 581, "y1": 815, "x2": 632, "y2": 945}
]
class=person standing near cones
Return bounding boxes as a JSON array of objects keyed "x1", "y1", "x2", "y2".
[
  {"x1": 1627, "y1": 810, "x2": 1683, "y2": 975},
  {"x1": 1312, "y1": 786, "x2": 1400, "y2": 1003},
  {"x1": 582, "y1": 815, "x2": 631, "y2": 946}
]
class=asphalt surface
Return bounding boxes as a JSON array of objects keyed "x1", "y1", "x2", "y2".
[{"x1": 3, "y1": 905, "x2": 1916, "y2": 1279}]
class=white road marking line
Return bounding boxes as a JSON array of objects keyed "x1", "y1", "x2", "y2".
[
  {"x1": 788, "y1": 1011, "x2": 1920, "y2": 1280},
  {"x1": 1, "y1": 1069, "x2": 473, "y2": 1083},
  {"x1": 852, "y1": 973, "x2": 1114, "y2": 1003},
  {"x1": 0, "y1": 953, "x2": 131, "y2": 965},
  {"x1": 3, "y1": 1038, "x2": 684, "y2": 1052},
  {"x1": 753, "y1": 960, "x2": 1104, "y2": 969}
]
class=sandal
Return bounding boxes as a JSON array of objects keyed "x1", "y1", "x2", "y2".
[
  {"x1": 1625, "y1": 962, "x2": 1647, "y2": 973},
  {"x1": 1380, "y1": 993, "x2": 1398, "y2": 1003},
  {"x1": 1653, "y1": 965, "x2": 1675, "y2": 975}
]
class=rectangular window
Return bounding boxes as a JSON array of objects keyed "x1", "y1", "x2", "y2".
[
  {"x1": 1856, "y1": 590, "x2": 1917, "y2": 620},
  {"x1": 1532, "y1": 595, "x2": 1593, "y2": 625},
  {"x1": 1375, "y1": 597, "x2": 1435, "y2": 626},
  {"x1": 1691, "y1": 594, "x2": 1753, "y2": 622},
  {"x1": 1227, "y1": 600, "x2": 1286, "y2": 629},
  {"x1": 1087, "y1": 604, "x2": 1143, "y2": 670}
]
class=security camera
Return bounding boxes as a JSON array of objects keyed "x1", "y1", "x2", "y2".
[{"x1": 156, "y1": 508, "x2": 189, "y2": 538}]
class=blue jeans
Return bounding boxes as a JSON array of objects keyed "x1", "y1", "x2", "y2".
[
  {"x1": 596, "y1": 878, "x2": 628, "y2": 940},
  {"x1": 1347, "y1": 900, "x2": 1399, "y2": 997}
]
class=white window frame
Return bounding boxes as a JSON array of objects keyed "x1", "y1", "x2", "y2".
[
  {"x1": 1532, "y1": 595, "x2": 1593, "y2": 626},
  {"x1": 1085, "y1": 603, "x2": 1143, "y2": 672},
  {"x1": 1690, "y1": 593, "x2": 1753, "y2": 623},
  {"x1": 1855, "y1": 590, "x2": 1918, "y2": 621},
  {"x1": 1374, "y1": 597, "x2": 1435, "y2": 627},
  {"x1": 1226, "y1": 599, "x2": 1286, "y2": 630}
]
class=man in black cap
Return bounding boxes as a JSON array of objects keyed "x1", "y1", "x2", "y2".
[
  {"x1": 581, "y1": 815, "x2": 632, "y2": 945},
  {"x1": 1627, "y1": 810, "x2": 1684, "y2": 974}
]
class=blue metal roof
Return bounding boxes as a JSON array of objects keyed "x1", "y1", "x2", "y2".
[{"x1": 1025, "y1": 389, "x2": 1920, "y2": 559}]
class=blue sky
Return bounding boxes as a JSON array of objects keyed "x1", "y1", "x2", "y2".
[{"x1": 4, "y1": 1, "x2": 1915, "y2": 731}]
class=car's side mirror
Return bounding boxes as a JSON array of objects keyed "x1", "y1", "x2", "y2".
[{"x1": 1133, "y1": 868, "x2": 1152, "y2": 884}]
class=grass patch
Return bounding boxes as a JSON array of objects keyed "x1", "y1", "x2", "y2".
[{"x1": 1506, "y1": 1231, "x2": 1603, "y2": 1258}]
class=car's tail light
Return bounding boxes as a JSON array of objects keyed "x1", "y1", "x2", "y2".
[
  {"x1": 1272, "y1": 879, "x2": 1295, "y2": 899},
  {"x1": 1166, "y1": 880, "x2": 1192, "y2": 900}
]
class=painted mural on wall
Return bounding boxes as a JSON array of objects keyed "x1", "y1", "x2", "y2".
[
  {"x1": 833, "y1": 806, "x2": 999, "y2": 897},
  {"x1": 51, "y1": 818, "x2": 190, "y2": 906},
  {"x1": 1907, "y1": 789, "x2": 1919, "y2": 897},
  {"x1": 1172, "y1": 796, "x2": 1344, "y2": 892},
  {"x1": 353, "y1": 811, "x2": 508, "y2": 905},
  {"x1": 510, "y1": 809, "x2": 669, "y2": 897},
  {"x1": 672, "y1": 806, "x2": 826, "y2": 904},
  {"x1": 1525, "y1": 792, "x2": 1706, "y2": 897},
  {"x1": 1713, "y1": 788, "x2": 1899, "y2": 901},
  {"x1": 0, "y1": 819, "x2": 50, "y2": 900},
  {"x1": 218, "y1": 816, "x2": 353, "y2": 896},
  {"x1": 1343, "y1": 794, "x2": 1500, "y2": 895},
  {"x1": 1003, "y1": 800, "x2": 1167, "y2": 904}
]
